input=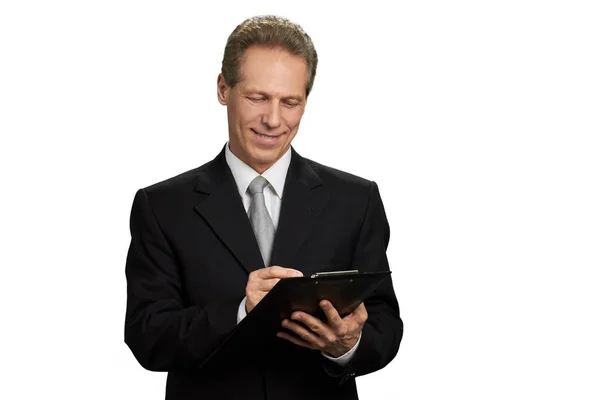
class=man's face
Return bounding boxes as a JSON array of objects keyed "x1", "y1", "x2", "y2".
[{"x1": 217, "y1": 46, "x2": 309, "y2": 174}]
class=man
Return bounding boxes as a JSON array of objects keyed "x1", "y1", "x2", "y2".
[{"x1": 125, "y1": 15, "x2": 402, "y2": 399}]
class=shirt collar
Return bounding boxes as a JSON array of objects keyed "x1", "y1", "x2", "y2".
[{"x1": 225, "y1": 143, "x2": 291, "y2": 199}]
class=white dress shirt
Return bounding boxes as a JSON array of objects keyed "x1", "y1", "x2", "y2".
[{"x1": 224, "y1": 143, "x2": 360, "y2": 366}]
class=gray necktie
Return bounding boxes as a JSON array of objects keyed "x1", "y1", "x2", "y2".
[{"x1": 248, "y1": 176, "x2": 275, "y2": 267}]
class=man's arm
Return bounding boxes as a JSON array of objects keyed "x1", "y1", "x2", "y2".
[
  {"x1": 124, "y1": 189, "x2": 240, "y2": 373},
  {"x1": 316, "y1": 182, "x2": 404, "y2": 383},
  {"x1": 274, "y1": 180, "x2": 403, "y2": 380},
  {"x1": 323, "y1": 181, "x2": 403, "y2": 381}
]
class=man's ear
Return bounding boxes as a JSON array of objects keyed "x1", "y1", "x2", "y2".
[{"x1": 217, "y1": 74, "x2": 229, "y2": 105}]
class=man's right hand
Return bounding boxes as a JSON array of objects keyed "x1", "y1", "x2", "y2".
[{"x1": 245, "y1": 266, "x2": 303, "y2": 313}]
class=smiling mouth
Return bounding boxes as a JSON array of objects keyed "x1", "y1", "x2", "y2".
[{"x1": 252, "y1": 129, "x2": 281, "y2": 139}]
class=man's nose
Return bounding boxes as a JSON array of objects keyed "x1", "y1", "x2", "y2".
[{"x1": 261, "y1": 103, "x2": 282, "y2": 129}]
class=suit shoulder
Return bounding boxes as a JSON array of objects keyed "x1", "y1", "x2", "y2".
[
  {"x1": 305, "y1": 158, "x2": 373, "y2": 190},
  {"x1": 129, "y1": 163, "x2": 208, "y2": 214},
  {"x1": 142, "y1": 167, "x2": 198, "y2": 194},
  {"x1": 140, "y1": 158, "x2": 214, "y2": 197}
]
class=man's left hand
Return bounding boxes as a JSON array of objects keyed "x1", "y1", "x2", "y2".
[{"x1": 277, "y1": 300, "x2": 368, "y2": 358}]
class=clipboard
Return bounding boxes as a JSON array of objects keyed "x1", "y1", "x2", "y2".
[
  {"x1": 247, "y1": 270, "x2": 391, "y2": 330},
  {"x1": 198, "y1": 270, "x2": 391, "y2": 370}
]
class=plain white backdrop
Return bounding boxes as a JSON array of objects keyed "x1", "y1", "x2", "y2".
[{"x1": 1, "y1": 1, "x2": 599, "y2": 399}]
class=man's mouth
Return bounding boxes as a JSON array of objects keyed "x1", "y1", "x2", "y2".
[{"x1": 252, "y1": 129, "x2": 281, "y2": 139}]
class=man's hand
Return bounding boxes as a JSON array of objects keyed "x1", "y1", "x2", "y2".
[
  {"x1": 246, "y1": 266, "x2": 303, "y2": 313},
  {"x1": 277, "y1": 301, "x2": 368, "y2": 358}
]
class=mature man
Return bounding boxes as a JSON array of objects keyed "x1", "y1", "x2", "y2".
[{"x1": 125, "y1": 15, "x2": 403, "y2": 399}]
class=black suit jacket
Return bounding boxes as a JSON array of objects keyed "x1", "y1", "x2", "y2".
[{"x1": 124, "y1": 146, "x2": 403, "y2": 399}]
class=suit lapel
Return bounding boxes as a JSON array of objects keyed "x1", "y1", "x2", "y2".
[
  {"x1": 193, "y1": 148, "x2": 264, "y2": 275},
  {"x1": 270, "y1": 148, "x2": 330, "y2": 268},
  {"x1": 193, "y1": 146, "x2": 330, "y2": 274}
]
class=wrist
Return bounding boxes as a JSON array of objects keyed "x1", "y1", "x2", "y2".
[{"x1": 329, "y1": 336, "x2": 359, "y2": 358}]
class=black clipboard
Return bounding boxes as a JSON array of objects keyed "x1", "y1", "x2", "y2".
[
  {"x1": 199, "y1": 270, "x2": 391, "y2": 369},
  {"x1": 248, "y1": 270, "x2": 390, "y2": 329}
]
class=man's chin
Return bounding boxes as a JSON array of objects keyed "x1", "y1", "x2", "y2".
[{"x1": 247, "y1": 150, "x2": 282, "y2": 172}]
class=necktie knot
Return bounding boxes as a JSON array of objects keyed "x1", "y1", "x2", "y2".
[{"x1": 248, "y1": 176, "x2": 269, "y2": 195}]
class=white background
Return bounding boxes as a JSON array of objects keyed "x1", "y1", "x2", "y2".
[{"x1": 1, "y1": 1, "x2": 599, "y2": 399}]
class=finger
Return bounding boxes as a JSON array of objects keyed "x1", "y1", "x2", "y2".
[
  {"x1": 319, "y1": 300, "x2": 343, "y2": 327},
  {"x1": 291, "y1": 311, "x2": 336, "y2": 343},
  {"x1": 276, "y1": 331, "x2": 315, "y2": 350},
  {"x1": 351, "y1": 303, "x2": 369, "y2": 324},
  {"x1": 246, "y1": 278, "x2": 274, "y2": 294},
  {"x1": 285, "y1": 268, "x2": 303, "y2": 278},
  {"x1": 260, "y1": 266, "x2": 303, "y2": 279},
  {"x1": 256, "y1": 278, "x2": 280, "y2": 292},
  {"x1": 282, "y1": 319, "x2": 326, "y2": 349},
  {"x1": 253, "y1": 267, "x2": 279, "y2": 280}
]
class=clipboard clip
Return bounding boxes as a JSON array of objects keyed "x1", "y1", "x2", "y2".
[{"x1": 310, "y1": 270, "x2": 360, "y2": 279}]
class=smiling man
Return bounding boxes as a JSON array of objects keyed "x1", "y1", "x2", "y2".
[
  {"x1": 124, "y1": 15, "x2": 403, "y2": 400},
  {"x1": 218, "y1": 45, "x2": 306, "y2": 174}
]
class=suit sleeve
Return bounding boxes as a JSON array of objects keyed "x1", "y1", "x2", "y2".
[
  {"x1": 124, "y1": 189, "x2": 240, "y2": 373},
  {"x1": 322, "y1": 181, "x2": 403, "y2": 382}
]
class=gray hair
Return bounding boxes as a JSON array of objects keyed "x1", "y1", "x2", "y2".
[{"x1": 221, "y1": 15, "x2": 318, "y2": 97}]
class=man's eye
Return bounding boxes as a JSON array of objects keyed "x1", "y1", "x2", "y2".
[
  {"x1": 248, "y1": 97, "x2": 264, "y2": 102},
  {"x1": 283, "y1": 101, "x2": 299, "y2": 107}
]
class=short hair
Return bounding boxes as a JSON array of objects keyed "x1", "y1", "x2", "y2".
[{"x1": 221, "y1": 15, "x2": 318, "y2": 97}]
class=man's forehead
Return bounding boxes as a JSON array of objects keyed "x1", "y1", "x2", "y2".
[{"x1": 238, "y1": 53, "x2": 309, "y2": 99}]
